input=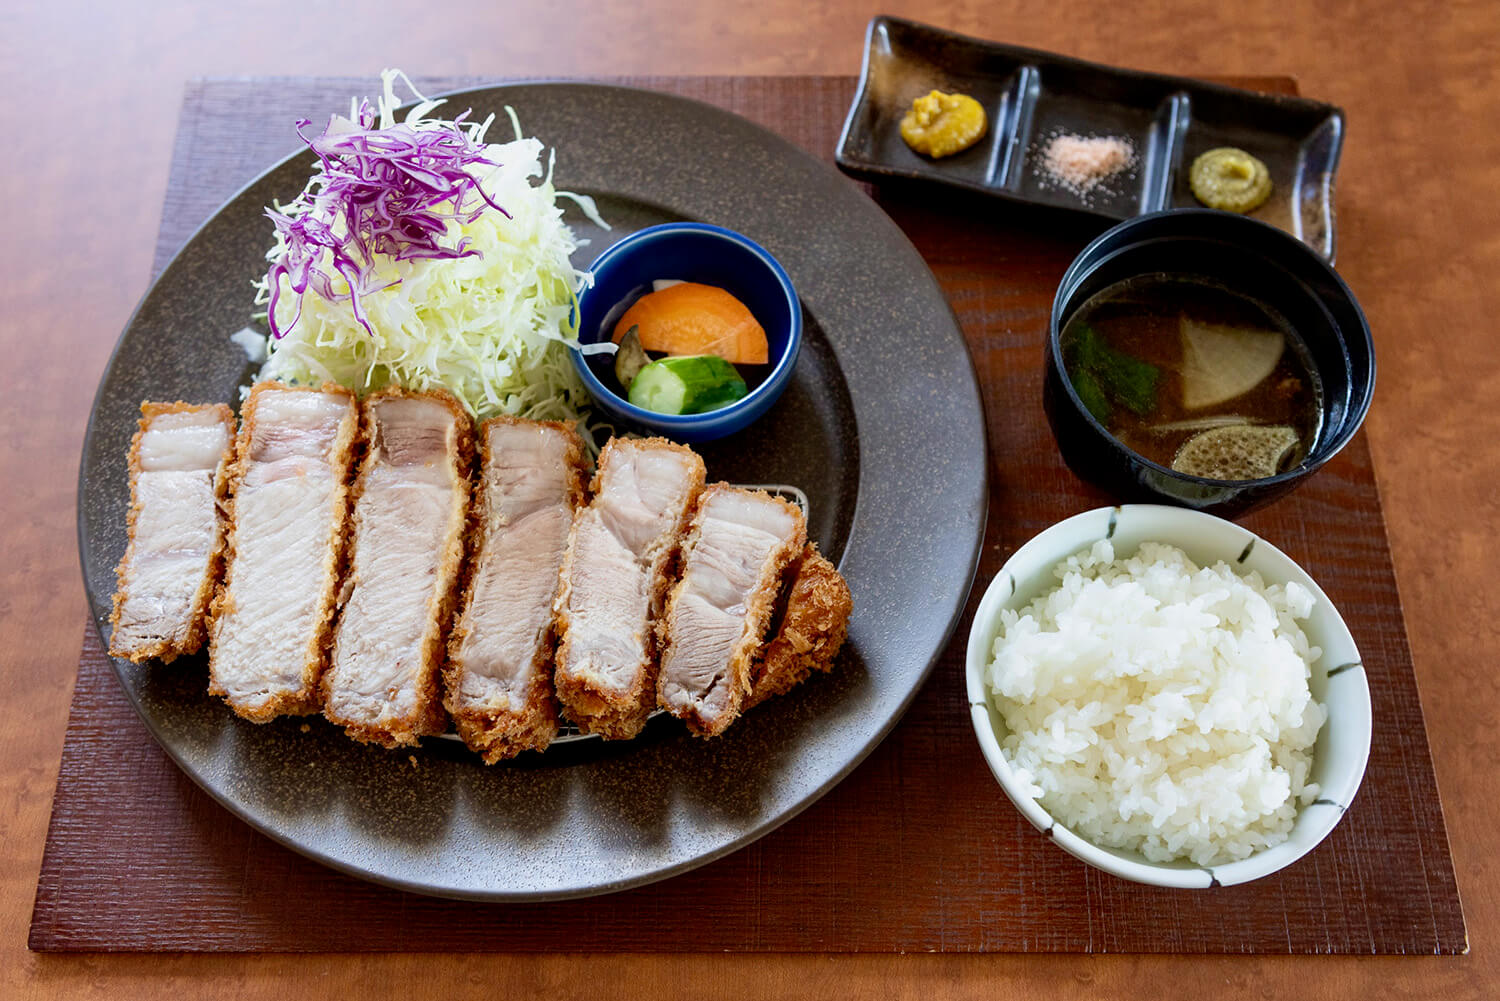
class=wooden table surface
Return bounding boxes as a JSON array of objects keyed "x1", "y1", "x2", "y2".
[{"x1": 2, "y1": 1, "x2": 1495, "y2": 998}]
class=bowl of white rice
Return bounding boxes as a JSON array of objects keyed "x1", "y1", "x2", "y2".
[{"x1": 965, "y1": 505, "x2": 1371, "y2": 887}]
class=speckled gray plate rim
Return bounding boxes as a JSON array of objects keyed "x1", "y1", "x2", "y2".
[{"x1": 77, "y1": 81, "x2": 989, "y2": 900}]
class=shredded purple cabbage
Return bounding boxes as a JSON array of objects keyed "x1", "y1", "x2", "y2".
[{"x1": 265, "y1": 98, "x2": 508, "y2": 339}]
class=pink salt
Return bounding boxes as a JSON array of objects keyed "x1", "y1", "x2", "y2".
[{"x1": 1039, "y1": 133, "x2": 1136, "y2": 197}]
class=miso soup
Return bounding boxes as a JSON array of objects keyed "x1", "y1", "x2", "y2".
[{"x1": 1060, "y1": 274, "x2": 1323, "y2": 481}]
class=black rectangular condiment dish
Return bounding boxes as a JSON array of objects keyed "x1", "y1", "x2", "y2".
[{"x1": 835, "y1": 17, "x2": 1345, "y2": 259}]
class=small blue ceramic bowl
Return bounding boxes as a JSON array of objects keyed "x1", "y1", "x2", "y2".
[{"x1": 572, "y1": 222, "x2": 802, "y2": 443}]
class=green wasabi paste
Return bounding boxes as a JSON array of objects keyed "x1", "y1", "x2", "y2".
[{"x1": 1189, "y1": 147, "x2": 1272, "y2": 214}]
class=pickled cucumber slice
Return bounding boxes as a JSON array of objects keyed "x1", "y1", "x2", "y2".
[
  {"x1": 1172, "y1": 424, "x2": 1300, "y2": 480},
  {"x1": 1180, "y1": 318, "x2": 1285, "y2": 409},
  {"x1": 627, "y1": 355, "x2": 748, "y2": 415}
]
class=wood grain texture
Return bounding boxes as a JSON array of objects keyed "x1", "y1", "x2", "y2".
[
  {"x1": 26, "y1": 75, "x2": 1462, "y2": 957},
  {"x1": 4, "y1": 1, "x2": 1499, "y2": 997}
]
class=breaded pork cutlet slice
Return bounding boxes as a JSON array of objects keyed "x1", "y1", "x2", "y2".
[
  {"x1": 110, "y1": 402, "x2": 235, "y2": 662},
  {"x1": 745, "y1": 545, "x2": 852, "y2": 710},
  {"x1": 657, "y1": 485, "x2": 807, "y2": 737},
  {"x1": 209, "y1": 382, "x2": 360, "y2": 720},
  {"x1": 554, "y1": 437, "x2": 705, "y2": 739},
  {"x1": 323, "y1": 388, "x2": 473, "y2": 748},
  {"x1": 445, "y1": 416, "x2": 587, "y2": 762}
]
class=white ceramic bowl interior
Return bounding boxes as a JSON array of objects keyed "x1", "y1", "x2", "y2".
[{"x1": 965, "y1": 504, "x2": 1373, "y2": 888}]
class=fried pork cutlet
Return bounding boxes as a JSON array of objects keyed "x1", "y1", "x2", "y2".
[
  {"x1": 209, "y1": 382, "x2": 361, "y2": 721},
  {"x1": 554, "y1": 437, "x2": 705, "y2": 739},
  {"x1": 323, "y1": 389, "x2": 472, "y2": 748},
  {"x1": 745, "y1": 545, "x2": 852, "y2": 710},
  {"x1": 110, "y1": 402, "x2": 235, "y2": 662},
  {"x1": 445, "y1": 416, "x2": 586, "y2": 762},
  {"x1": 657, "y1": 485, "x2": 807, "y2": 737}
]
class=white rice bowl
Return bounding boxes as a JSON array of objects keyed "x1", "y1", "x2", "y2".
[{"x1": 986, "y1": 539, "x2": 1326, "y2": 867}]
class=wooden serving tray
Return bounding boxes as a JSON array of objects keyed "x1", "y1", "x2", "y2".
[{"x1": 29, "y1": 75, "x2": 1466, "y2": 954}]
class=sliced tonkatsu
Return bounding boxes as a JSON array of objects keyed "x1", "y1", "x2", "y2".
[
  {"x1": 323, "y1": 388, "x2": 472, "y2": 747},
  {"x1": 110, "y1": 402, "x2": 235, "y2": 662},
  {"x1": 118, "y1": 372, "x2": 851, "y2": 751},
  {"x1": 554, "y1": 436, "x2": 705, "y2": 739},
  {"x1": 745, "y1": 545, "x2": 852, "y2": 710},
  {"x1": 209, "y1": 382, "x2": 360, "y2": 720},
  {"x1": 445, "y1": 416, "x2": 587, "y2": 762},
  {"x1": 656, "y1": 485, "x2": 807, "y2": 736}
]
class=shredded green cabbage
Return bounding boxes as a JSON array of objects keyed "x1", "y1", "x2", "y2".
[{"x1": 250, "y1": 72, "x2": 610, "y2": 441}]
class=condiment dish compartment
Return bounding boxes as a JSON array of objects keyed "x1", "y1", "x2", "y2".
[{"x1": 836, "y1": 16, "x2": 1346, "y2": 258}]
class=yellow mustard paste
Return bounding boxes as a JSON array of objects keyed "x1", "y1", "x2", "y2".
[{"x1": 900, "y1": 90, "x2": 987, "y2": 158}]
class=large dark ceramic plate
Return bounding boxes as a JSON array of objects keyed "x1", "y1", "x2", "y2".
[
  {"x1": 77, "y1": 82, "x2": 987, "y2": 900},
  {"x1": 836, "y1": 17, "x2": 1345, "y2": 259}
]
